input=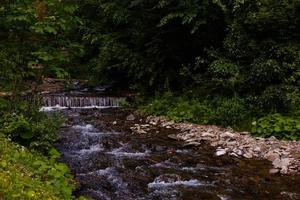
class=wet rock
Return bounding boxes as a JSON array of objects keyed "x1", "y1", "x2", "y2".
[{"x1": 126, "y1": 114, "x2": 136, "y2": 121}]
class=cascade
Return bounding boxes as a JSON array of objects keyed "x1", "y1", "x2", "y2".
[{"x1": 42, "y1": 96, "x2": 124, "y2": 108}]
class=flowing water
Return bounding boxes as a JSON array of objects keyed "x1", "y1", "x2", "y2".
[
  {"x1": 42, "y1": 96, "x2": 124, "y2": 109},
  {"x1": 43, "y1": 95, "x2": 300, "y2": 200}
]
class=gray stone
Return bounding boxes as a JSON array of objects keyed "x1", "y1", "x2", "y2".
[{"x1": 126, "y1": 114, "x2": 136, "y2": 121}]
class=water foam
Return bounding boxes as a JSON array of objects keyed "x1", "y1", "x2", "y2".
[
  {"x1": 76, "y1": 144, "x2": 103, "y2": 155},
  {"x1": 72, "y1": 124, "x2": 95, "y2": 131},
  {"x1": 148, "y1": 179, "x2": 206, "y2": 189},
  {"x1": 107, "y1": 148, "x2": 149, "y2": 158}
]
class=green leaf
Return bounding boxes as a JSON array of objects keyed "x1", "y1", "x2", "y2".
[{"x1": 20, "y1": 131, "x2": 34, "y2": 139}]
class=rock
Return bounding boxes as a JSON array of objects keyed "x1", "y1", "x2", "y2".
[
  {"x1": 220, "y1": 131, "x2": 236, "y2": 139},
  {"x1": 126, "y1": 114, "x2": 136, "y2": 121},
  {"x1": 216, "y1": 149, "x2": 227, "y2": 156},
  {"x1": 269, "y1": 136, "x2": 277, "y2": 141},
  {"x1": 140, "y1": 124, "x2": 150, "y2": 128},
  {"x1": 269, "y1": 168, "x2": 280, "y2": 174},
  {"x1": 227, "y1": 141, "x2": 237, "y2": 146},
  {"x1": 156, "y1": 174, "x2": 182, "y2": 183},
  {"x1": 265, "y1": 151, "x2": 280, "y2": 162},
  {"x1": 281, "y1": 192, "x2": 300, "y2": 200},
  {"x1": 243, "y1": 153, "x2": 253, "y2": 159},
  {"x1": 136, "y1": 128, "x2": 147, "y2": 134},
  {"x1": 167, "y1": 134, "x2": 179, "y2": 140},
  {"x1": 183, "y1": 142, "x2": 201, "y2": 147},
  {"x1": 233, "y1": 148, "x2": 243, "y2": 156},
  {"x1": 201, "y1": 132, "x2": 215, "y2": 138},
  {"x1": 253, "y1": 146, "x2": 261, "y2": 152},
  {"x1": 230, "y1": 152, "x2": 239, "y2": 157},
  {"x1": 273, "y1": 158, "x2": 292, "y2": 169}
]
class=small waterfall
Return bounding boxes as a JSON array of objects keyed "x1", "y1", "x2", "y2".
[{"x1": 42, "y1": 96, "x2": 125, "y2": 108}]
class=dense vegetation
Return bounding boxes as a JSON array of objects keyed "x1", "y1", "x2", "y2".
[
  {"x1": 75, "y1": 0, "x2": 300, "y2": 138},
  {"x1": 0, "y1": 134, "x2": 77, "y2": 199},
  {"x1": 0, "y1": 1, "x2": 84, "y2": 199},
  {"x1": 0, "y1": 0, "x2": 299, "y2": 198}
]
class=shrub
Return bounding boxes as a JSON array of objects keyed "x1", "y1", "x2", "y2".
[
  {"x1": 0, "y1": 97, "x2": 63, "y2": 152},
  {"x1": 0, "y1": 134, "x2": 76, "y2": 199},
  {"x1": 141, "y1": 94, "x2": 250, "y2": 128},
  {"x1": 252, "y1": 114, "x2": 300, "y2": 140},
  {"x1": 209, "y1": 97, "x2": 250, "y2": 127}
]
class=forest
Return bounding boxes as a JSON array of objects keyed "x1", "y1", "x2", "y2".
[{"x1": 0, "y1": 0, "x2": 300, "y2": 199}]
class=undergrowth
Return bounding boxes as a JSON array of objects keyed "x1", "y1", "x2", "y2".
[
  {"x1": 140, "y1": 92, "x2": 300, "y2": 140},
  {"x1": 0, "y1": 134, "x2": 88, "y2": 200},
  {"x1": 0, "y1": 97, "x2": 88, "y2": 199}
]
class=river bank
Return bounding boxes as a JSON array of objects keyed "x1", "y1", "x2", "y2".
[{"x1": 127, "y1": 114, "x2": 300, "y2": 175}]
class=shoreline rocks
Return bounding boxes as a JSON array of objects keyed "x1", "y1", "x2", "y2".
[{"x1": 131, "y1": 115, "x2": 300, "y2": 175}]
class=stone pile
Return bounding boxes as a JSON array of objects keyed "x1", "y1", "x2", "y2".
[{"x1": 141, "y1": 116, "x2": 300, "y2": 175}]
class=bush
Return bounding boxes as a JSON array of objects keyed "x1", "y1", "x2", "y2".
[
  {"x1": 0, "y1": 98, "x2": 63, "y2": 152},
  {"x1": 252, "y1": 114, "x2": 300, "y2": 140},
  {"x1": 209, "y1": 97, "x2": 250, "y2": 127},
  {"x1": 0, "y1": 134, "x2": 77, "y2": 199},
  {"x1": 141, "y1": 94, "x2": 250, "y2": 128}
]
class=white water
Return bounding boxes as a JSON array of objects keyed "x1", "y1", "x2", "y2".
[
  {"x1": 41, "y1": 96, "x2": 125, "y2": 109},
  {"x1": 76, "y1": 144, "x2": 103, "y2": 155},
  {"x1": 148, "y1": 179, "x2": 207, "y2": 189}
]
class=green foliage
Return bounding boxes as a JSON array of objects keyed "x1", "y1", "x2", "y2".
[
  {"x1": 252, "y1": 114, "x2": 300, "y2": 140},
  {"x1": 0, "y1": 134, "x2": 77, "y2": 199},
  {"x1": 0, "y1": 0, "x2": 83, "y2": 88},
  {"x1": 0, "y1": 97, "x2": 63, "y2": 152},
  {"x1": 141, "y1": 93, "x2": 250, "y2": 128}
]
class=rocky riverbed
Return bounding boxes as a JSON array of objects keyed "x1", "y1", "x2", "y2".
[
  {"x1": 128, "y1": 115, "x2": 300, "y2": 175},
  {"x1": 50, "y1": 108, "x2": 300, "y2": 200}
]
